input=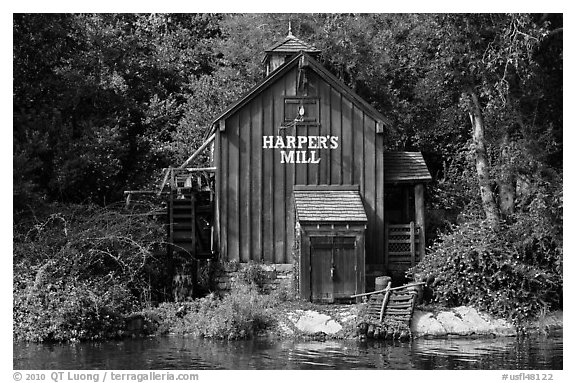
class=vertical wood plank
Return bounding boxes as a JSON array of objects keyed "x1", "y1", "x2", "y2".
[
  {"x1": 284, "y1": 70, "x2": 297, "y2": 264},
  {"x1": 363, "y1": 115, "x2": 376, "y2": 266},
  {"x1": 319, "y1": 80, "x2": 330, "y2": 184},
  {"x1": 239, "y1": 109, "x2": 250, "y2": 262},
  {"x1": 227, "y1": 114, "x2": 239, "y2": 262},
  {"x1": 220, "y1": 125, "x2": 228, "y2": 260},
  {"x1": 295, "y1": 122, "x2": 307, "y2": 185},
  {"x1": 330, "y1": 87, "x2": 342, "y2": 184},
  {"x1": 262, "y1": 89, "x2": 275, "y2": 263},
  {"x1": 376, "y1": 129, "x2": 385, "y2": 265},
  {"x1": 353, "y1": 106, "x2": 363, "y2": 186},
  {"x1": 341, "y1": 96, "x2": 353, "y2": 185},
  {"x1": 214, "y1": 130, "x2": 221, "y2": 258},
  {"x1": 360, "y1": 113, "x2": 366, "y2": 196},
  {"x1": 258, "y1": 97, "x2": 265, "y2": 261},
  {"x1": 308, "y1": 124, "x2": 320, "y2": 185},
  {"x1": 273, "y1": 81, "x2": 286, "y2": 263},
  {"x1": 359, "y1": 232, "x2": 366, "y2": 295},
  {"x1": 250, "y1": 99, "x2": 263, "y2": 261},
  {"x1": 300, "y1": 231, "x2": 311, "y2": 300}
]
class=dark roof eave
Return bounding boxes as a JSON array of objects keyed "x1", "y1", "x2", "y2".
[{"x1": 384, "y1": 178, "x2": 433, "y2": 185}]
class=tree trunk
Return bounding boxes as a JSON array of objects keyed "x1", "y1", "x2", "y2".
[{"x1": 468, "y1": 91, "x2": 500, "y2": 229}]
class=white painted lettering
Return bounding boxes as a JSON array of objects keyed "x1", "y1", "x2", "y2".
[
  {"x1": 280, "y1": 150, "x2": 294, "y2": 163},
  {"x1": 274, "y1": 136, "x2": 285, "y2": 149},
  {"x1": 308, "y1": 135, "x2": 318, "y2": 149},
  {"x1": 262, "y1": 136, "x2": 274, "y2": 148},
  {"x1": 330, "y1": 136, "x2": 339, "y2": 149}
]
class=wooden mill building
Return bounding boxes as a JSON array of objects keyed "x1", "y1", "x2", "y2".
[{"x1": 199, "y1": 31, "x2": 431, "y2": 302}]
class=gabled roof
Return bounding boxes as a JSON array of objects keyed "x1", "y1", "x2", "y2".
[
  {"x1": 384, "y1": 151, "x2": 432, "y2": 184},
  {"x1": 294, "y1": 190, "x2": 367, "y2": 223},
  {"x1": 210, "y1": 52, "x2": 389, "y2": 136}
]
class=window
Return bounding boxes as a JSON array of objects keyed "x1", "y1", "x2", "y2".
[{"x1": 283, "y1": 97, "x2": 319, "y2": 125}]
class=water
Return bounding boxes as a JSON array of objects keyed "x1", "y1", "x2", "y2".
[{"x1": 14, "y1": 331, "x2": 562, "y2": 370}]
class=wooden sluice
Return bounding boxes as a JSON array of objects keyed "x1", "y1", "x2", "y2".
[{"x1": 352, "y1": 282, "x2": 424, "y2": 341}]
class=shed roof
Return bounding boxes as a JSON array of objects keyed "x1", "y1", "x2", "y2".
[
  {"x1": 384, "y1": 151, "x2": 432, "y2": 184},
  {"x1": 294, "y1": 190, "x2": 367, "y2": 222}
]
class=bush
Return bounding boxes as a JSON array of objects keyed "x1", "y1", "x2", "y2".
[
  {"x1": 239, "y1": 261, "x2": 268, "y2": 291},
  {"x1": 13, "y1": 203, "x2": 167, "y2": 342},
  {"x1": 411, "y1": 191, "x2": 562, "y2": 326},
  {"x1": 145, "y1": 282, "x2": 278, "y2": 340},
  {"x1": 13, "y1": 280, "x2": 134, "y2": 342}
]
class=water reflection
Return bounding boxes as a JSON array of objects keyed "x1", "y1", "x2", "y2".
[{"x1": 14, "y1": 330, "x2": 562, "y2": 370}]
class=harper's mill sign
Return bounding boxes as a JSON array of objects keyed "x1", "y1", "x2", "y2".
[
  {"x1": 262, "y1": 135, "x2": 339, "y2": 163},
  {"x1": 262, "y1": 104, "x2": 339, "y2": 163}
]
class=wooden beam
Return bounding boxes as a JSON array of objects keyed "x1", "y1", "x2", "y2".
[
  {"x1": 350, "y1": 282, "x2": 425, "y2": 298},
  {"x1": 183, "y1": 167, "x2": 217, "y2": 172},
  {"x1": 180, "y1": 133, "x2": 216, "y2": 168},
  {"x1": 157, "y1": 167, "x2": 172, "y2": 195},
  {"x1": 293, "y1": 184, "x2": 360, "y2": 191},
  {"x1": 379, "y1": 281, "x2": 392, "y2": 322}
]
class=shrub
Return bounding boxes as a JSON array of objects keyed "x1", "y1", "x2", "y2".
[
  {"x1": 187, "y1": 282, "x2": 277, "y2": 339},
  {"x1": 147, "y1": 282, "x2": 277, "y2": 340},
  {"x1": 239, "y1": 261, "x2": 268, "y2": 291}
]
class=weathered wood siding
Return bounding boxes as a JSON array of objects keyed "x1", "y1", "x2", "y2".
[{"x1": 216, "y1": 66, "x2": 385, "y2": 264}]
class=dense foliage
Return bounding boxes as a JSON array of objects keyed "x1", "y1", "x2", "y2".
[{"x1": 13, "y1": 203, "x2": 167, "y2": 341}]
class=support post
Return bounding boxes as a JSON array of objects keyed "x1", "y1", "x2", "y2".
[
  {"x1": 414, "y1": 183, "x2": 426, "y2": 261},
  {"x1": 384, "y1": 222, "x2": 389, "y2": 272}
]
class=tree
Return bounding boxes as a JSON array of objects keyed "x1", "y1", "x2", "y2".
[{"x1": 13, "y1": 14, "x2": 223, "y2": 205}]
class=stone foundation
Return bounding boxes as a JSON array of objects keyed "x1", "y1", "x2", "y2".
[{"x1": 214, "y1": 262, "x2": 296, "y2": 294}]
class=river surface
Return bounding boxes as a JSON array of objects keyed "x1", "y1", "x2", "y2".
[{"x1": 14, "y1": 331, "x2": 562, "y2": 370}]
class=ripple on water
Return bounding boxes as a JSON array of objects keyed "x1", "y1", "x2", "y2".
[{"x1": 13, "y1": 331, "x2": 562, "y2": 370}]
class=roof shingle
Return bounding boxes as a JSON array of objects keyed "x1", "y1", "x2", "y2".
[
  {"x1": 264, "y1": 34, "x2": 321, "y2": 55},
  {"x1": 384, "y1": 152, "x2": 432, "y2": 183},
  {"x1": 294, "y1": 190, "x2": 367, "y2": 222}
]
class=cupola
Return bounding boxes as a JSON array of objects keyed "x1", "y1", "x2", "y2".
[{"x1": 262, "y1": 23, "x2": 321, "y2": 76}]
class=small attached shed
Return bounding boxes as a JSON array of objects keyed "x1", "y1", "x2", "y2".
[{"x1": 294, "y1": 187, "x2": 367, "y2": 302}]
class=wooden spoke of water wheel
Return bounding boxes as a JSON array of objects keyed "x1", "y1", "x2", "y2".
[{"x1": 379, "y1": 281, "x2": 392, "y2": 322}]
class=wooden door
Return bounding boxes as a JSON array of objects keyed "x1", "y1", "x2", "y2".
[
  {"x1": 310, "y1": 237, "x2": 334, "y2": 302},
  {"x1": 310, "y1": 236, "x2": 357, "y2": 303},
  {"x1": 332, "y1": 237, "x2": 356, "y2": 299}
]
